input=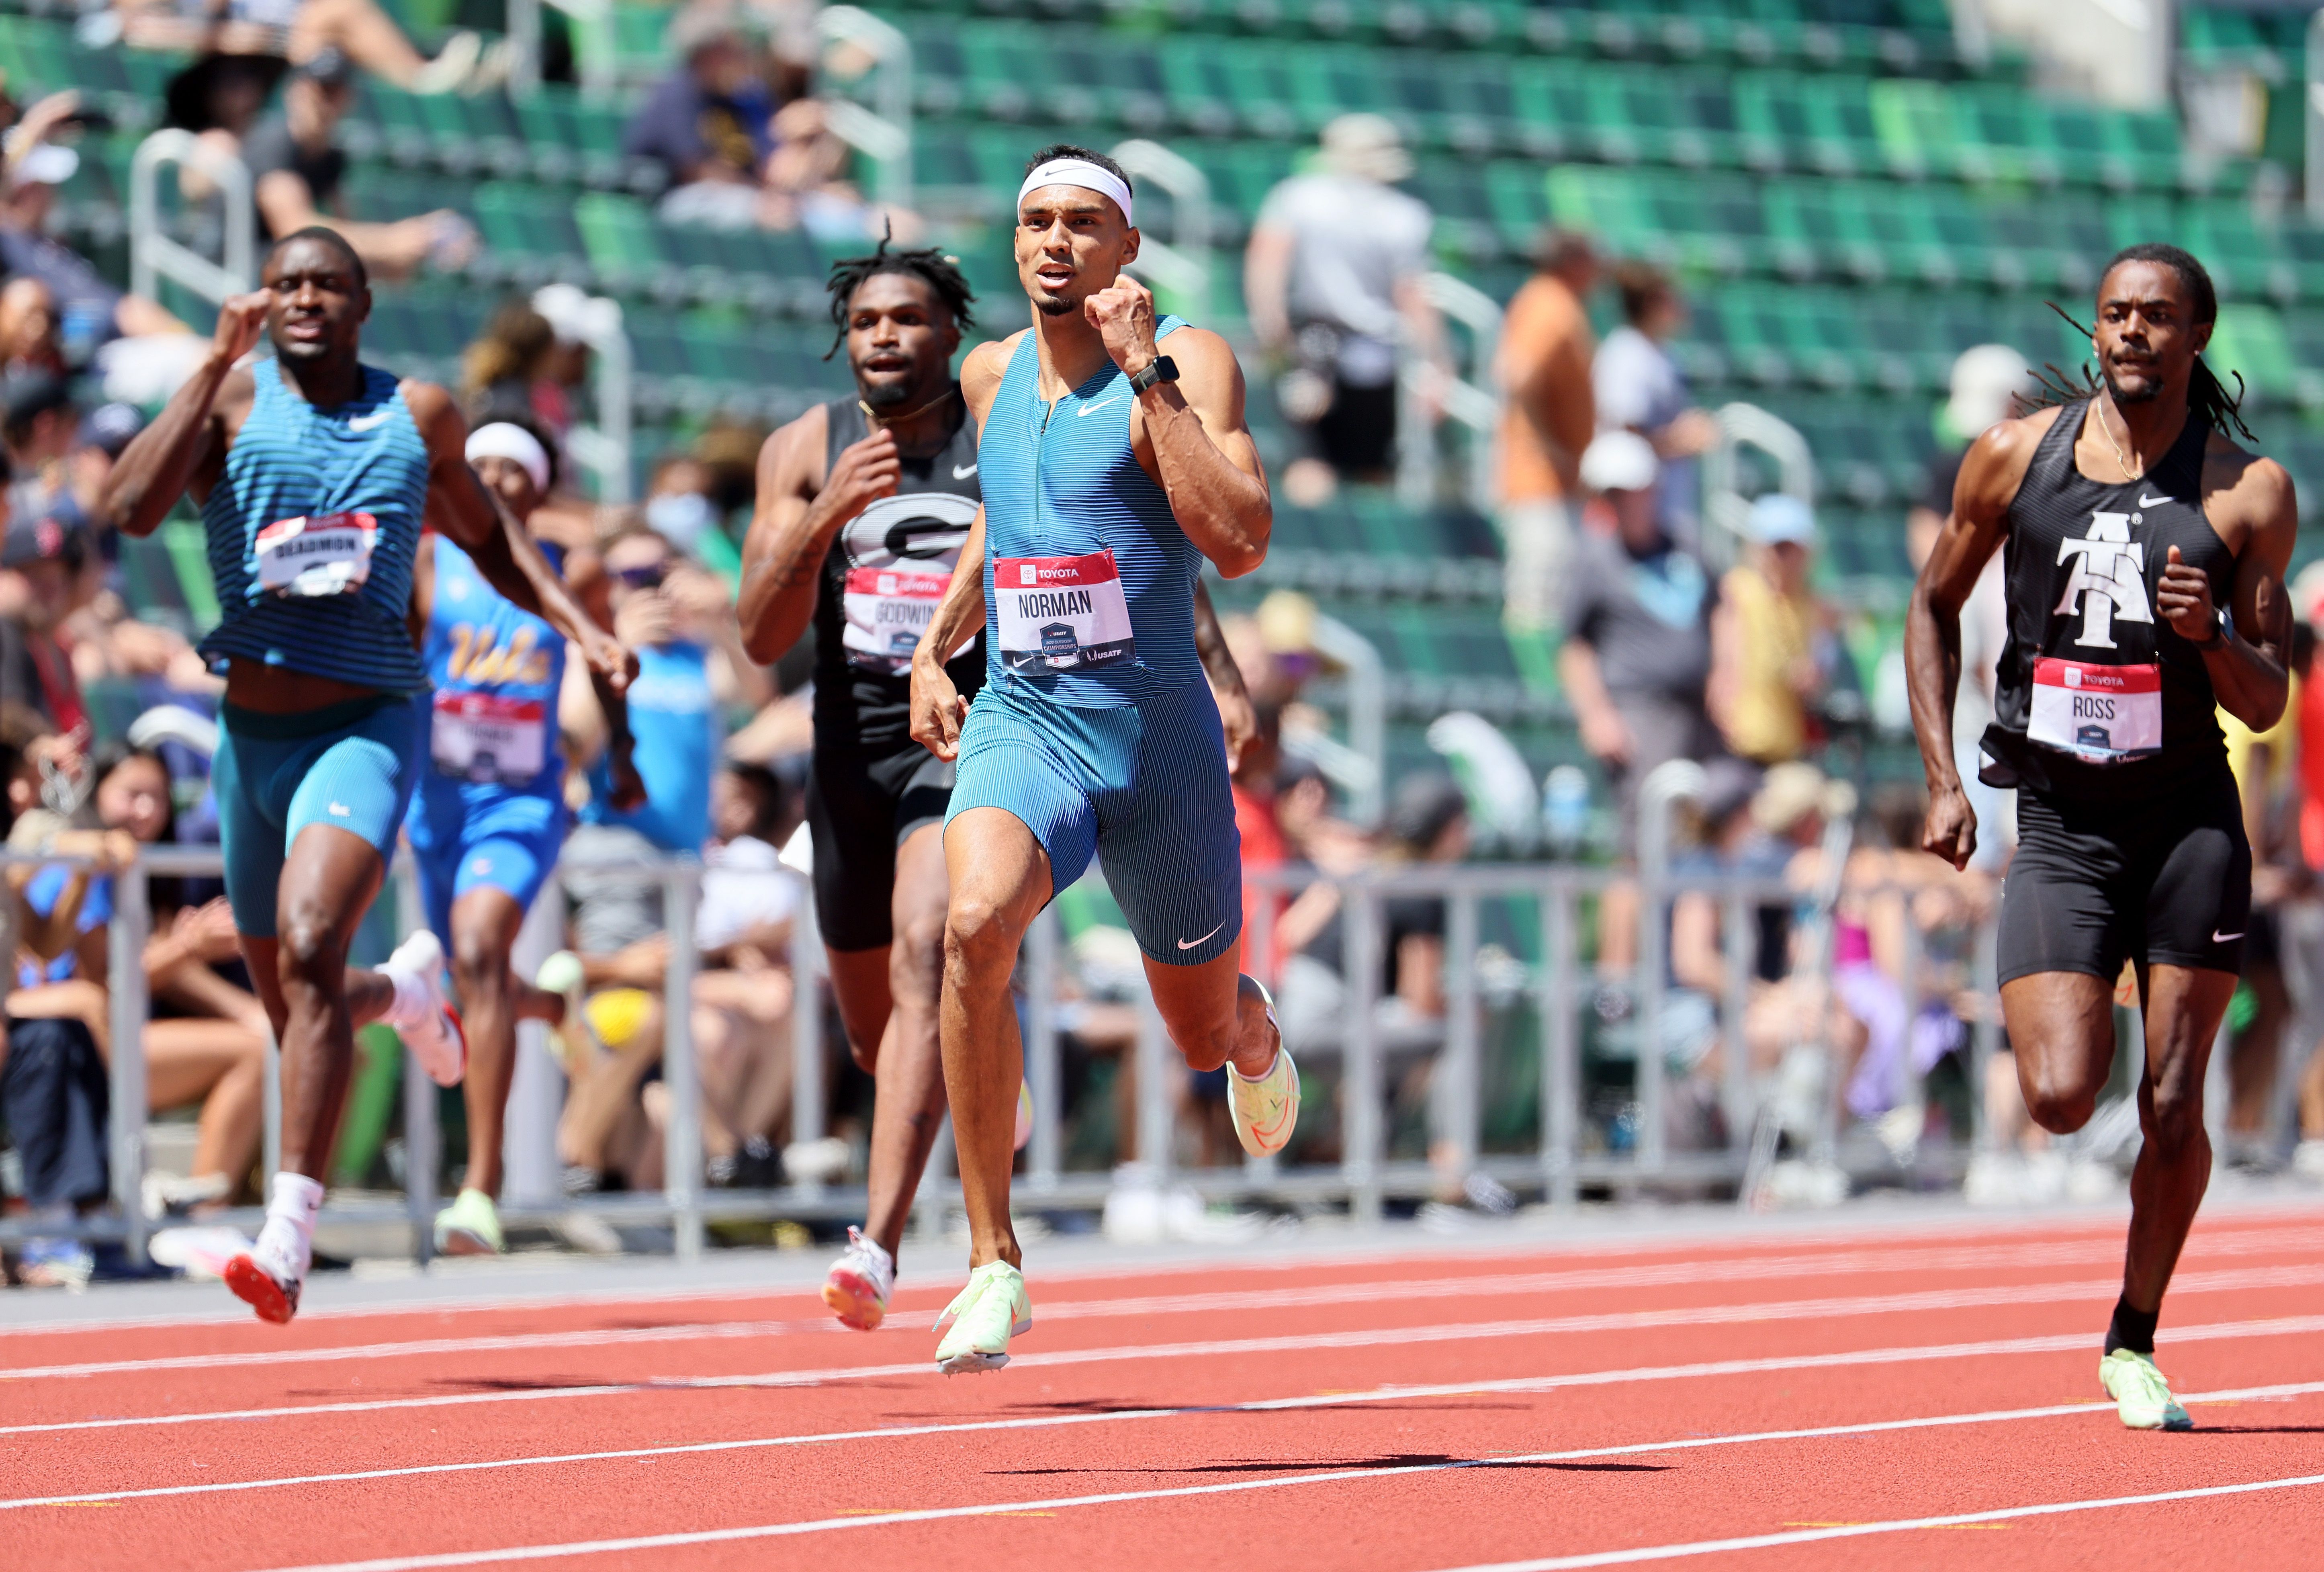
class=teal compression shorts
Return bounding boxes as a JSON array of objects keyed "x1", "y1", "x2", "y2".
[
  {"x1": 213, "y1": 694, "x2": 424, "y2": 937},
  {"x1": 946, "y1": 675, "x2": 1243, "y2": 966}
]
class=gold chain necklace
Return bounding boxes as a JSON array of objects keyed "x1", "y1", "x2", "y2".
[
  {"x1": 859, "y1": 386, "x2": 959, "y2": 430},
  {"x1": 2095, "y1": 399, "x2": 2144, "y2": 481}
]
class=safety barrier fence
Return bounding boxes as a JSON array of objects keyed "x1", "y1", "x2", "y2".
[{"x1": 0, "y1": 843, "x2": 2019, "y2": 1268}]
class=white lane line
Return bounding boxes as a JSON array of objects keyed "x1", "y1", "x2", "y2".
[
  {"x1": 10, "y1": 1246, "x2": 2323, "y2": 1385},
  {"x1": 1418, "y1": 1473, "x2": 2324, "y2": 1572},
  {"x1": 9, "y1": 1356, "x2": 2320, "y2": 1517},
  {"x1": 236, "y1": 1421, "x2": 2324, "y2": 1572},
  {"x1": 11, "y1": 1305, "x2": 2324, "y2": 1450},
  {"x1": 12, "y1": 1206, "x2": 2318, "y2": 1341}
]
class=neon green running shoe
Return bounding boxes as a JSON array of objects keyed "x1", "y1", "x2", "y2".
[
  {"x1": 2099, "y1": 1348, "x2": 2192, "y2": 1431},
  {"x1": 434, "y1": 1187, "x2": 504, "y2": 1256},
  {"x1": 933, "y1": 1261, "x2": 1031, "y2": 1374}
]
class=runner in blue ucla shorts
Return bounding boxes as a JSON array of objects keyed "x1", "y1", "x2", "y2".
[
  {"x1": 906, "y1": 145, "x2": 1300, "y2": 1374},
  {"x1": 96, "y1": 229, "x2": 634, "y2": 1324},
  {"x1": 406, "y1": 410, "x2": 641, "y2": 1257}
]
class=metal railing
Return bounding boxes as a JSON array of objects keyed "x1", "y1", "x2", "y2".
[
  {"x1": 1111, "y1": 138, "x2": 1213, "y2": 322},
  {"x1": 130, "y1": 129, "x2": 255, "y2": 309},
  {"x1": 1397, "y1": 272, "x2": 1504, "y2": 515},
  {"x1": 819, "y1": 6, "x2": 914, "y2": 212},
  {"x1": 542, "y1": 286, "x2": 636, "y2": 504},
  {"x1": 1700, "y1": 401, "x2": 1817, "y2": 573},
  {"x1": 2, "y1": 844, "x2": 2006, "y2": 1264}
]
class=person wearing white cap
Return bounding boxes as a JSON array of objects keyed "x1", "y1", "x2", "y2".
[
  {"x1": 906, "y1": 141, "x2": 1293, "y2": 1375},
  {"x1": 402, "y1": 410, "x2": 642, "y2": 1257},
  {"x1": 1709, "y1": 490, "x2": 1831, "y2": 766},
  {"x1": 1, "y1": 96, "x2": 188, "y2": 356},
  {"x1": 1244, "y1": 113, "x2": 1445, "y2": 502},
  {"x1": 1561, "y1": 430, "x2": 1719, "y2": 970}
]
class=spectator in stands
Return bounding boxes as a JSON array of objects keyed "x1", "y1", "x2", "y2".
[
  {"x1": 3, "y1": 369, "x2": 80, "y2": 530},
  {"x1": 243, "y1": 49, "x2": 475, "y2": 279},
  {"x1": 1494, "y1": 229, "x2": 1599, "y2": 632},
  {"x1": 628, "y1": 5, "x2": 778, "y2": 227},
  {"x1": 552, "y1": 761, "x2": 802, "y2": 1192},
  {"x1": 1708, "y1": 493, "x2": 1833, "y2": 767},
  {"x1": 460, "y1": 299, "x2": 558, "y2": 421},
  {"x1": 644, "y1": 452, "x2": 723, "y2": 561},
  {"x1": 1593, "y1": 264, "x2": 1717, "y2": 547},
  {"x1": 0, "y1": 95, "x2": 192, "y2": 368},
  {"x1": 1561, "y1": 429, "x2": 1716, "y2": 938},
  {"x1": 0, "y1": 515, "x2": 87, "y2": 735},
  {"x1": 111, "y1": 0, "x2": 506, "y2": 95},
  {"x1": 0, "y1": 276, "x2": 64, "y2": 378},
  {"x1": 1245, "y1": 113, "x2": 1446, "y2": 505},
  {"x1": 528, "y1": 283, "x2": 616, "y2": 441},
  {"x1": 757, "y1": 96, "x2": 913, "y2": 242}
]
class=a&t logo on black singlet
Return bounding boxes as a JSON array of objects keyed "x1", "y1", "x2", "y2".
[{"x1": 2054, "y1": 511, "x2": 2152, "y2": 649}]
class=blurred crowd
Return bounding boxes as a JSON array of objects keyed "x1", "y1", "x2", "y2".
[{"x1": 12, "y1": 42, "x2": 2324, "y2": 1285}]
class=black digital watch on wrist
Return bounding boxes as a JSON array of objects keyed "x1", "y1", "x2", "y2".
[{"x1": 1127, "y1": 354, "x2": 1180, "y2": 395}]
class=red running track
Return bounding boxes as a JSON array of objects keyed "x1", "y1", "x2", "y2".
[{"x1": 3, "y1": 1205, "x2": 2322, "y2": 1571}]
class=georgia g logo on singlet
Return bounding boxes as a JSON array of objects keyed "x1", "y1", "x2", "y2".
[
  {"x1": 837, "y1": 493, "x2": 979, "y2": 674},
  {"x1": 2032, "y1": 510, "x2": 2161, "y2": 761}
]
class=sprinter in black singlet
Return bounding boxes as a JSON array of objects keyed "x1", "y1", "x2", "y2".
[
  {"x1": 1907, "y1": 245, "x2": 2297, "y2": 1432},
  {"x1": 741, "y1": 240, "x2": 985, "y2": 1330}
]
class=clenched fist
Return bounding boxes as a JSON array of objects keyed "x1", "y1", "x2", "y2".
[
  {"x1": 211, "y1": 289, "x2": 270, "y2": 366},
  {"x1": 1084, "y1": 273, "x2": 1160, "y2": 379}
]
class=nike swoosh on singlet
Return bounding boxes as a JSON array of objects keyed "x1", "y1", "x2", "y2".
[
  {"x1": 953, "y1": 463, "x2": 978, "y2": 478},
  {"x1": 1177, "y1": 921, "x2": 1227, "y2": 951},
  {"x1": 2138, "y1": 494, "x2": 2171, "y2": 508},
  {"x1": 348, "y1": 410, "x2": 393, "y2": 431},
  {"x1": 1076, "y1": 397, "x2": 1123, "y2": 419}
]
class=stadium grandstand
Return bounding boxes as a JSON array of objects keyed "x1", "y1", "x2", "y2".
[{"x1": 4, "y1": 0, "x2": 2324, "y2": 1281}]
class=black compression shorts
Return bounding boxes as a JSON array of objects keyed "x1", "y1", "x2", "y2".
[
  {"x1": 1997, "y1": 768, "x2": 2250, "y2": 987},
  {"x1": 807, "y1": 740, "x2": 954, "y2": 952}
]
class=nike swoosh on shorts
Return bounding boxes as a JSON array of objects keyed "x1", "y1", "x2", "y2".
[
  {"x1": 2213, "y1": 930, "x2": 2243, "y2": 943},
  {"x1": 1177, "y1": 921, "x2": 1227, "y2": 951},
  {"x1": 953, "y1": 462, "x2": 978, "y2": 478}
]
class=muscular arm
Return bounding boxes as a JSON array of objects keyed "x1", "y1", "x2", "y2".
[
  {"x1": 1126, "y1": 323, "x2": 1272, "y2": 577},
  {"x1": 2166, "y1": 443, "x2": 2297, "y2": 732},
  {"x1": 94, "y1": 292, "x2": 267, "y2": 537},
  {"x1": 737, "y1": 405, "x2": 835, "y2": 664},
  {"x1": 908, "y1": 508, "x2": 988, "y2": 761},
  {"x1": 1906, "y1": 412, "x2": 2048, "y2": 868}
]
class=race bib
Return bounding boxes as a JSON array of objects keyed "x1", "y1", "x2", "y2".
[
  {"x1": 2027, "y1": 657, "x2": 2162, "y2": 762},
  {"x1": 254, "y1": 511, "x2": 377, "y2": 598},
  {"x1": 841, "y1": 564, "x2": 951, "y2": 674},
  {"x1": 432, "y1": 691, "x2": 547, "y2": 784},
  {"x1": 994, "y1": 550, "x2": 1136, "y2": 673}
]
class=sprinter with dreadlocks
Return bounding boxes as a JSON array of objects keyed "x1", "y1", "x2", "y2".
[
  {"x1": 1908, "y1": 244, "x2": 2297, "y2": 1431},
  {"x1": 739, "y1": 237, "x2": 995, "y2": 1328}
]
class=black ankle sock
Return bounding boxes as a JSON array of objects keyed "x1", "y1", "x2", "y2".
[{"x1": 2104, "y1": 1296, "x2": 2159, "y2": 1356}]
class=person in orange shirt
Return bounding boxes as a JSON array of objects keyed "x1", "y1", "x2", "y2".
[{"x1": 1494, "y1": 230, "x2": 1599, "y2": 631}]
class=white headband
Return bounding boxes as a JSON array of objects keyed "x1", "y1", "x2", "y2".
[
  {"x1": 466, "y1": 422, "x2": 551, "y2": 496},
  {"x1": 1017, "y1": 158, "x2": 1133, "y2": 229}
]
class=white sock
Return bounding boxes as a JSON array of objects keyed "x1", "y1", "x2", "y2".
[
  {"x1": 378, "y1": 962, "x2": 432, "y2": 1028},
  {"x1": 255, "y1": 1171, "x2": 324, "y2": 1282}
]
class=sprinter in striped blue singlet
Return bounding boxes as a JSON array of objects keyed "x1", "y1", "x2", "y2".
[
  {"x1": 406, "y1": 412, "x2": 640, "y2": 1257},
  {"x1": 906, "y1": 146, "x2": 1299, "y2": 1373},
  {"x1": 98, "y1": 229, "x2": 635, "y2": 1324}
]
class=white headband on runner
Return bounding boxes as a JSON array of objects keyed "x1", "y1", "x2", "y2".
[
  {"x1": 1017, "y1": 158, "x2": 1133, "y2": 229},
  {"x1": 466, "y1": 422, "x2": 551, "y2": 495}
]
